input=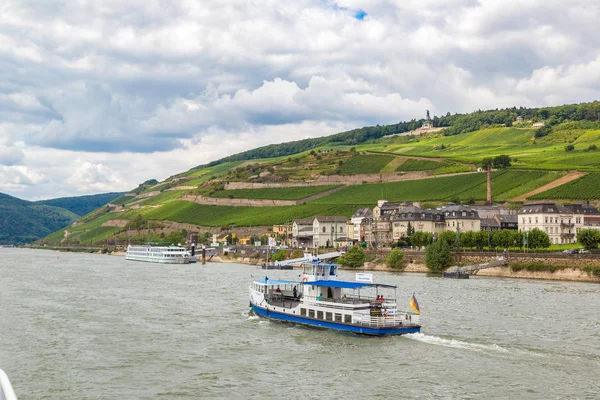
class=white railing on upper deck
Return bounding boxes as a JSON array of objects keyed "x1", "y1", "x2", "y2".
[
  {"x1": 359, "y1": 314, "x2": 420, "y2": 328},
  {"x1": 0, "y1": 369, "x2": 17, "y2": 400}
]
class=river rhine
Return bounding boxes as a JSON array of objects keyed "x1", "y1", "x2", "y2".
[{"x1": 0, "y1": 248, "x2": 598, "y2": 399}]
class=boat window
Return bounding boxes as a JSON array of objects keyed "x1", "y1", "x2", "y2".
[
  {"x1": 317, "y1": 311, "x2": 324, "y2": 320},
  {"x1": 334, "y1": 313, "x2": 342, "y2": 322},
  {"x1": 300, "y1": 308, "x2": 307, "y2": 316},
  {"x1": 309, "y1": 310, "x2": 315, "y2": 318},
  {"x1": 344, "y1": 315, "x2": 352, "y2": 323},
  {"x1": 325, "y1": 312, "x2": 332, "y2": 321}
]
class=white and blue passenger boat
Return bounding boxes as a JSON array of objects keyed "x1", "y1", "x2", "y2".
[{"x1": 249, "y1": 262, "x2": 421, "y2": 336}]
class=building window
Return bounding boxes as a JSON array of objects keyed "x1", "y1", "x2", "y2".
[
  {"x1": 322, "y1": 227, "x2": 326, "y2": 233},
  {"x1": 326, "y1": 312, "x2": 332, "y2": 321}
]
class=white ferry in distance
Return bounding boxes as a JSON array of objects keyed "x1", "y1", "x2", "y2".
[
  {"x1": 125, "y1": 245, "x2": 191, "y2": 264},
  {"x1": 249, "y1": 261, "x2": 421, "y2": 336}
]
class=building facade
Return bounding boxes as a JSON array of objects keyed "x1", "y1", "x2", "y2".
[
  {"x1": 312, "y1": 216, "x2": 348, "y2": 248},
  {"x1": 518, "y1": 202, "x2": 582, "y2": 244}
]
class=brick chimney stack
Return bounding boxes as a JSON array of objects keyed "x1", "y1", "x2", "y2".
[{"x1": 486, "y1": 164, "x2": 492, "y2": 205}]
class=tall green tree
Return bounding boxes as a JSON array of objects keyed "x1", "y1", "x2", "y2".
[
  {"x1": 425, "y1": 239, "x2": 452, "y2": 272},
  {"x1": 339, "y1": 245, "x2": 366, "y2": 268}
]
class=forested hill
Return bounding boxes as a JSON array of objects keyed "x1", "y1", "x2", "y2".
[
  {"x1": 0, "y1": 193, "x2": 78, "y2": 245},
  {"x1": 0, "y1": 191, "x2": 123, "y2": 245},
  {"x1": 36, "y1": 192, "x2": 124, "y2": 216},
  {"x1": 192, "y1": 101, "x2": 600, "y2": 170}
]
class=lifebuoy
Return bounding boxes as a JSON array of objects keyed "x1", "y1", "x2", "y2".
[{"x1": 301, "y1": 277, "x2": 308, "y2": 283}]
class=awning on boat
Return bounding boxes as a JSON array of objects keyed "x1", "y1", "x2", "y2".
[
  {"x1": 254, "y1": 279, "x2": 300, "y2": 286},
  {"x1": 300, "y1": 280, "x2": 397, "y2": 289}
]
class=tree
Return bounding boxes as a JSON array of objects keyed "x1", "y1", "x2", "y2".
[
  {"x1": 425, "y1": 239, "x2": 452, "y2": 272},
  {"x1": 527, "y1": 228, "x2": 551, "y2": 250},
  {"x1": 339, "y1": 245, "x2": 366, "y2": 268},
  {"x1": 410, "y1": 231, "x2": 433, "y2": 248},
  {"x1": 493, "y1": 155, "x2": 512, "y2": 168},
  {"x1": 473, "y1": 231, "x2": 488, "y2": 250},
  {"x1": 386, "y1": 249, "x2": 405, "y2": 269},
  {"x1": 565, "y1": 144, "x2": 575, "y2": 152},
  {"x1": 439, "y1": 230, "x2": 457, "y2": 247},
  {"x1": 577, "y1": 229, "x2": 600, "y2": 250},
  {"x1": 511, "y1": 230, "x2": 524, "y2": 249},
  {"x1": 406, "y1": 221, "x2": 415, "y2": 238},
  {"x1": 492, "y1": 229, "x2": 513, "y2": 249},
  {"x1": 461, "y1": 231, "x2": 475, "y2": 250}
]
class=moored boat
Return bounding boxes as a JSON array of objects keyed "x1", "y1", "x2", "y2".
[
  {"x1": 125, "y1": 245, "x2": 190, "y2": 264},
  {"x1": 0, "y1": 368, "x2": 17, "y2": 400},
  {"x1": 249, "y1": 262, "x2": 421, "y2": 336}
]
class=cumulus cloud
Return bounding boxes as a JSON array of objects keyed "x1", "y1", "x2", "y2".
[{"x1": 0, "y1": 0, "x2": 598, "y2": 199}]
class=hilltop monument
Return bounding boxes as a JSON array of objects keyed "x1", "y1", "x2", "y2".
[{"x1": 423, "y1": 110, "x2": 433, "y2": 129}]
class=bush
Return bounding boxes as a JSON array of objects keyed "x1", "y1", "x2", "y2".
[
  {"x1": 271, "y1": 250, "x2": 287, "y2": 262},
  {"x1": 534, "y1": 125, "x2": 552, "y2": 138},
  {"x1": 587, "y1": 144, "x2": 598, "y2": 151},
  {"x1": 386, "y1": 249, "x2": 405, "y2": 269},
  {"x1": 425, "y1": 240, "x2": 452, "y2": 272},
  {"x1": 339, "y1": 245, "x2": 366, "y2": 268},
  {"x1": 565, "y1": 144, "x2": 575, "y2": 152}
]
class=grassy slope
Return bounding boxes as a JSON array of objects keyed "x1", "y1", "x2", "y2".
[
  {"x1": 142, "y1": 201, "x2": 364, "y2": 227},
  {"x1": 211, "y1": 185, "x2": 340, "y2": 200},
  {"x1": 396, "y1": 159, "x2": 445, "y2": 171},
  {"x1": 313, "y1": 170, "x2": 557, "y2": 204},
  {"x1": 528, "y1": 173, "x2": 600, "y2": 200},
  {"x1": 362, "y1": 127, "x2": 600, "y2": 171},
  {"x1": 338, "y1": 154, "x2": 395, "y2": 175}
]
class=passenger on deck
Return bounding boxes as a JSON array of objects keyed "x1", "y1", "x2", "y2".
[
  {"x1": 275, "y1": 287, "x2": 282, "y2": 294},
  {"x1": 380, "y1": 295, "x2": 385, "y2": 302},
  {"x1": 293, "y1": 286, "x2": 297, "y2": 298},
  {"x1": 317, "y1": 293, "x2": 323, "y2": 301}
]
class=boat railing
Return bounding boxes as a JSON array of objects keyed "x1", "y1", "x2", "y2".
[
  {"x1": 0, "y1": 368, "x2": 17, "y2": 400},
  {"x1": 358, "y1": 314, "x2": 419, "y2": 328}
]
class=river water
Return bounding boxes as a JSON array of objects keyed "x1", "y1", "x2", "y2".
[{"x1": 0, "y1": 248, "x2": 599, "y2": 399}]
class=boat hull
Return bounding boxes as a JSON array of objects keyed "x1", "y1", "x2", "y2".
[
  {"x1": 250, "y1": 304, "x2": 420, "y2": 336},
  {"x1": 125, "y1": 256, "x2": 190, "y2": 264}
]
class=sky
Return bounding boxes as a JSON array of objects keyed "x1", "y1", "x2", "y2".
[{"x1": 1, "y1": 0, "x2": 599, "y2": 200}]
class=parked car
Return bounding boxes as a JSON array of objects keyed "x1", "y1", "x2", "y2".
[
  {"x1": 578, "y1": 249, "x2": 590, "y2": 254},
  {"x1": 562, "y1": 249, "x2": 577, "y2": 255}
]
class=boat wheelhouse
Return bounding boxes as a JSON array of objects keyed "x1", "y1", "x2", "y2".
[
  {"x1": 249, "y1": 261, "x2": 421, "y2": 336},
  {"x1": 125, "y1": 245, "x2": 190, "y2": 264}
]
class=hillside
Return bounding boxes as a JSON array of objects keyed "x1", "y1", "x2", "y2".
[
  {"x1": 41, "y1": 101, "x2": 600, "y2": 246},
  {"x1": 0, "y1": 192, "x2": 124, "y2": 245},
  {"x1": 36, "y1": 192, "x2": 125, "y2": 216},
  {"x1": 0, "y1": 193, "x2": 79, "y2": 244}
]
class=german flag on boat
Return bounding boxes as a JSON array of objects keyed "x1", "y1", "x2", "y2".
[{"x1": 409, "y1": 294, "x2": 420, "y2": 314}]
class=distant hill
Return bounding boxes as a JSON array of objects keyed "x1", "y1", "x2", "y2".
[
  {"x1": 40, "y1": 100, "x2": 600, "y2": 246},
  {"x1": 0, "y1": 191, "x2": 124, "y2": 245},
  {"x1": 36, "y1": 192, "x2": 124, "y2": 216}
]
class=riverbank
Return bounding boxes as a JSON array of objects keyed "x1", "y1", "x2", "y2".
[{"x1": 213, "y1": 255, "x2": 600, "y2": 283}]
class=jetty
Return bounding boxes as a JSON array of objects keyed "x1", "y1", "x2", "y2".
[{"x1": 443, "y1": 255, "x2": 508, "y2": 279}]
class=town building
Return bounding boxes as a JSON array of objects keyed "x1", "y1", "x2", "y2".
[
  {"x1": 272, "y1": 224, "x2": 292, "y2": 246},
  {"x1": 438, "y1": 204, "x2": 481, "y2": 232},
  {"x1": 518, "y1": 202, "x2": 582, "y2": 244},
  {"x1": 350, "y1": 208, "x2": 373, "y2": 241},
  {"x1": 564, "y1": 203, "x2": 600, "y2": 230},
  {"x1": 391, "y1": 206, "x2": 445, "y2": 240},
  {"x1": 312, "y1": 216, "x2": 348, "y2": 248},
  {"x1": 480, "y1": 214, "x2": 518, "y2": 231},
  {"x1": 292, "y1": 219, "x2": 313, "y2": 248}
]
